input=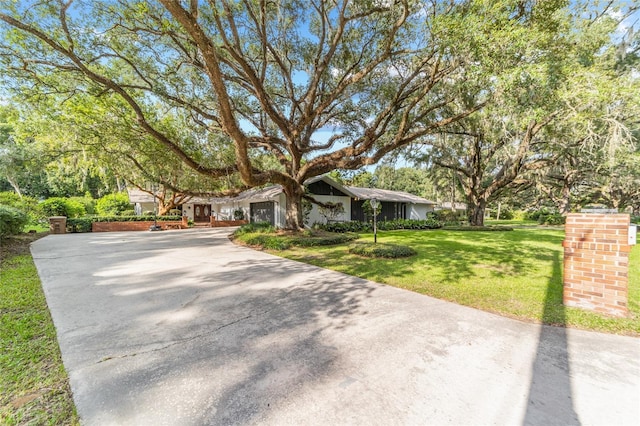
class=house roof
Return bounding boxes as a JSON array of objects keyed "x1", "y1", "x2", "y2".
[
  {"x1": 126, "y1": 188, "x2": 154, "y2": 204},
  {"x1": 346, "y1": 186, "x2": 436, "y2": 205},
  {"x1": 210, "y1": 185, "x2": 284, "y2": 204}
]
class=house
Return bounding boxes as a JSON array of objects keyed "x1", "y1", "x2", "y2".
[
  {"x1": 128, "y1": 175, "x2": 436, "y2": 227},
  {"x1": 203, "y1": 175, "x2": 436, "y2": 227},
  {"x1": 127, "y1": 188, "x2": 156, "y2": 215}
]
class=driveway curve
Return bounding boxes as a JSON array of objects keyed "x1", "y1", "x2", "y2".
[{"x1": 31, "y1": 228, "x2": 639, "y2": 425}]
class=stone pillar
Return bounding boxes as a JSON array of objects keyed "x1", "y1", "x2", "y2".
[
  {"x1": 49, "y1": 216, "x2": 67, "y2": 234},
  {"x1": 563, "y1": 213, "x2": 631, "y2": 317}
]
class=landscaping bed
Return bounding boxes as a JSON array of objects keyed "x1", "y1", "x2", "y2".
[{"x1": 232, "y1": 223, "x2": 358, "y2": 250}]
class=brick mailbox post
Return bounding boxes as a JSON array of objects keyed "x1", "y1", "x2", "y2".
[{"x1": 563, "y1": 213, "x2": 636, "y2": 317}]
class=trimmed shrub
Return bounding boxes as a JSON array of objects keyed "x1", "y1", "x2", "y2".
[
  {"x1": 243, "y1": 234, "x2": 291, "y2": 250},
  {"x1": 66, "y1": 217, "x2": 93, "y2": 233},
  {"x1": 0, "y1": 205, "x2": 28, "y2": 238},
  {"x1": 348, "y1": 242, "x2": 417, "y2": 258},
  {"x1": 119, "y1": 209, "x2": 136, "y2": 216},
  {"x1": 39, "y1": 197, "x2": 86, "y2": 218},
  {"x1": 542, "y1": 213, "x2": 566, "y2": 225},
  {"x1": 632, "y1": 216, "x2": 640, "y2": 225},
  {"x1": 96, "y1": 193, "x2": 131, "y2": 216},
  {"x1": 294, "y1": 233, "x2": 359, "y2": 247}
]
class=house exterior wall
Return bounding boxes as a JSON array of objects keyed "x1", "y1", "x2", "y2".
[
  {"x1": 410, "y1": 204, "x2": 434, "y2": 220},
  {"x1": 307, "y1": 195, "x2": 351, "y2": 225},
  {"x1": 211, "y1": 202, "x2": 249, "y2": 221},
  {"x1": 134, "y1": 202, "x2": 156, "y2": 215}
]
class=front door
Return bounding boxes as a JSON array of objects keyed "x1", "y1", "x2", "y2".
[{"x1": 193, "y1": 204, "x2": 211, "y2": 222}]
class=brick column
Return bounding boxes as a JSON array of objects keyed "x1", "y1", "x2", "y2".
[{"x1": 563, "y1": 213, "x2": 631, "y2": 317}]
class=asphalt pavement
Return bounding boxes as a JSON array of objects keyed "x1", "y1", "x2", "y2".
[{"x1": 31, "y1": 228, "x2": 640, "y2": 425}]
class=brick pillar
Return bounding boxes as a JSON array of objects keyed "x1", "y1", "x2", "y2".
[{"x1": 563, "y1": 214, "x2": 631, "y2": 317}]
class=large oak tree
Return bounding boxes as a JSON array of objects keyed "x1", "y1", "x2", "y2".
[{"x1": 1, "y1": 0, "x2": 553, "y2": 229}]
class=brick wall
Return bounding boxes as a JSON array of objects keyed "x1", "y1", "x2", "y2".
[
  {"x1": 563, "y1": 213, "x2": 631, "y2": 317},
  {"x1": 210, "y1": 219, "x2": 248, "y2": 227},
  {"x1": 92, "y1": 219, "x2": 185, "y2": 232}
]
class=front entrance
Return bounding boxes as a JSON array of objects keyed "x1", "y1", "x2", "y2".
[
  {"x1": 193, "y1": 204, "x2": 211, "y2": 222},
  {"x1": 250, "y1": 201, "x2": 275, "y2": 225}
]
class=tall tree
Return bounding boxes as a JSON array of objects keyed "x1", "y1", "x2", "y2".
[{"x1": 0, "y1": 0, "x2": 549, "y2": 229}]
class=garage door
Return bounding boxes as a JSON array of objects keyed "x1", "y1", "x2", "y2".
[{"x1": 250, "y1": 201, "x2": 275, "y2": 226}]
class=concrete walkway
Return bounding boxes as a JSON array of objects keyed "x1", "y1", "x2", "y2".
[{"x1": 31, "y1": 228, "x2": 640, "y2": 425}]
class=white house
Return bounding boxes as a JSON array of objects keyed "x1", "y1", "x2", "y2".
[{"x1": 128, "y1": 175, "x2": 437, "y2": 227}]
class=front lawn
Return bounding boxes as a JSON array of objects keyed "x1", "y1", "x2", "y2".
[
  {"x1": 0, "y1": 234, "x2": 78, "y2": 425},
  {"x1": 271, "y1": 228, "x2": 640, "y2": 335}
]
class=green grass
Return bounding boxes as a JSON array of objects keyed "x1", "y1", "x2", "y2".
[
  {"x1": 0, "y1": 243, "x2": 78, "y2": 424},
  {"x1": 484, "y1": 219, "x2": 539, "y2": 226},
  {"x1": 272, "y1": 228, "x2": 640, "y2": 335}
]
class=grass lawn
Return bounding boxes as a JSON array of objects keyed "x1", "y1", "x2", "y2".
[
  {"x1": 271, "y1": 227, "x2": 640, "y2": 335},
  {"x1": 0, "y1": 233, "x2": 78, "y2": 425}
]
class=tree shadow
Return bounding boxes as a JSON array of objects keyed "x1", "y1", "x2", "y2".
[{"x1": 524, "y1": 250, "x2": 581, "y2": 425}]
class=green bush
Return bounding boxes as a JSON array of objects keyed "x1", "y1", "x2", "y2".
[
  {"x1": 497, "y1": 208, "x2": 514, "y2": 220},
  {"x1": 96, "y1": 193, "x2": 131, "y2": 216},
  {"x1": 430, "y1": 210, "x2": 465, "y2": 225},
  {"x1": 348, "y1": 242, "x2": 417, "y2": 258},
  {"x1": 243, "y1": 234, "x2": 291, "y2": 250},
  {"x1": 69, "y1": 196, "x2": 97, "y2": 215},
  {"x1": 0, "y1": 191, "x2": 43, "y2": 223},
  {"x1": 119, "y1": 209, "x2": 136, "y2": 216},
  {"x1": 542, "y1": 213, "x2": 566, "y2": 225},
  {"x1": 39, "y1": 197, "x2": 86, "y2": 218},
  {"x1": 294, "y1": 233, "x2": 359, "y2": 247},
  {"x1": 0, "y1": 205, "x2": 28, "y2": 238},
  {"x1": 66, "y1": 217, "x2": 93, "y2": 233},
  {"x1": 632, "y1": 216, "x2": 640, "y2": 224},
  {"x1": 233, "y1": 222, "x2": 276, "y2": 236},
  {"x1": 319, "y1": 218, "x2": 442, "y2": 233}
]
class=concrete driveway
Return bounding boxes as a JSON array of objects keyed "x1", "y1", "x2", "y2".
[{"x1": 31, "y1": 228, "x2": 639, "y2": 425}]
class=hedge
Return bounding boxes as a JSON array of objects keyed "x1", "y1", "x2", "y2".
[{"x1": 319, "y1": 218, "x2": 442, "y2": 233}]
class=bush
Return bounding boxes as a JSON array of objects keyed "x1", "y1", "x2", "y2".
[
  {"x1": 233, "y1": 208, "x2": 245, "y2": 220},
  {"x1": 348, "y1": 242, "x2": 417, "y2": 258},
  {"x1": 319, "y1": 218, "x2": 442, "y2": 233},
  {"x1": 69, "y1": 196, "x2": 97, "y2": 215},
  {"x1": 39, "y1": 197, "x2": 86, "y2": 218},
  {"x1": 243, "y1": 234, "x2": 291, "y2": 250},
  {"x1": 96, "y1": 193, "x2": 131, "y2": 216},
  {"x1": 169, "y1": 209, "x2": 181, "y2": 216},
  {"x1": 66, "y1": 217, "x2": 93, "y2": 233},
  {"x1": 294, "y1": 233, "x2": 359, "y2": 247},
  {"x1": 497, "y1": 208, "x2": 514, "y2": 220},
  {"x1": 233, "y1": 222, "x2": 276, "y2": 236},
  {"x1": 0, "y1": 191, "x2": 43, "y2": 223},
  {"x1": 632, "y1": 216, "x2": 640, "y2": 225},
  {"x1": 0, "y1": 205, "x2": 28, "y2": 238},
  {"x1": 429, "y1": 210, "x2": 465, "y2": 225},
  {"x1": 119, "y1": 209, "x2": 136, "y2": 216},
  {"x1": 542, "y1": 213, "x2": 566, "y2": 225}
]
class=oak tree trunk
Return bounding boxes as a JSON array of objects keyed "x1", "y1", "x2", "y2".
[{"x1": 283, "y1": 184, "x2": 304, "y2": 231}]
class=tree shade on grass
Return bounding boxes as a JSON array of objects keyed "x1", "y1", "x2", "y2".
[{"x1": 271, "y1": 228, "x2": 640, "y2": 335}]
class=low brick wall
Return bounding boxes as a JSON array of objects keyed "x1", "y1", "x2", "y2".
[
  {"x1": 563, "y1": 213, "x2": 631, "y2": 317},
  {"x1": 92, "y1": 218, "x2": 187, "y2": 232},
  {"x1": 210, "y1": 219, "x2": 248, "y2": 227}
]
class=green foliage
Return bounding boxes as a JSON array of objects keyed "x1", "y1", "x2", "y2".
[
  {"x1": 95, "y1": 193, "x2": 131, "y2": 216},
  {"x1": 526, "y1": 208, "x2": 566, "y2": 225},
  {"x1": 39, "y1": 197, "x2": 85, "y2": 218},
  {"x1": 632, "y1": 216, "x2": 640, "y2": 225},
  {"x1": 233, "y1": 208, "x2": 245, "y2": 220},
  {"x1": 233, "y1": 222, "x2": 276, "y2": 236},
  {"x1": 120, "y1": 209, "x2": 136, "y2": 216},
  {"x1": 0, "y1": 205, "x2": 28, "y2": 237},
  {"x1": 233, "y1": 223, "x2": 358, "y2": 250},
  {"x1": 68, "y1": 196, "x2": 96, "y2": 215},
  {"x1": 429, "y1": 210, "x2": 465, "y2": 225},
  {"x1": 348, "y1": 242, "x2": 417, "y2": 259},
  {"x1": 66, "y1": 217, "x2": 93, "y2": 233},
  {"x1": 0, "y1": 191, "x2": 42, "y2": 223},
  {"x1": 320, "y1": 219, "x2": 442, "y2": 233}
]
